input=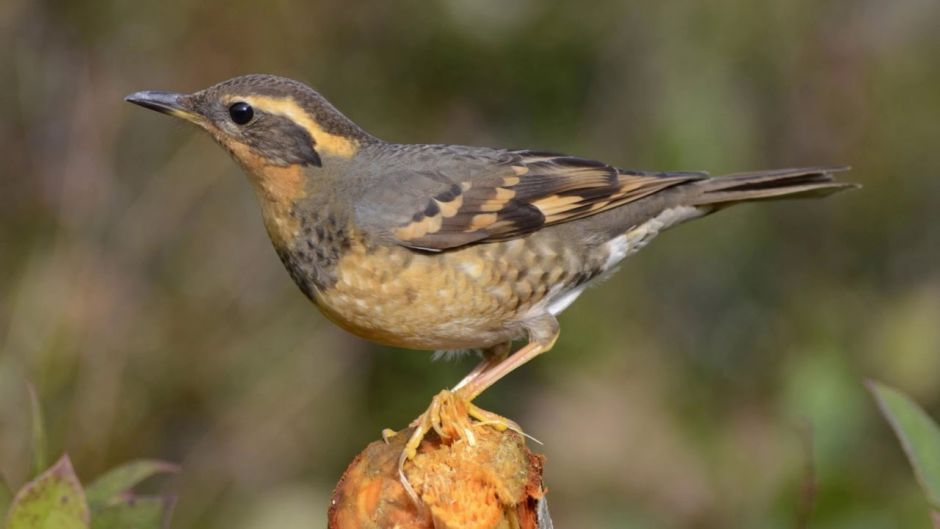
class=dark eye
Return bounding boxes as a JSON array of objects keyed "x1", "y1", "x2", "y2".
[{"x1": 228, "y1": 102, "x2": 254, "y2": 125}]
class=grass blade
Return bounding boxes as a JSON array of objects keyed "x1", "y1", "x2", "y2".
[
  {"x1": 26, "y1": 384, "x2": 47, "y2": 478},
  {"x1": 0, "y1": 474, "x2": 12, "y2": 520}
]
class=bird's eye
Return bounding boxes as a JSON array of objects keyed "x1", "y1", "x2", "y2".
[{"x1": 228, "y1": 102, "x2": 254, "y2": 125}]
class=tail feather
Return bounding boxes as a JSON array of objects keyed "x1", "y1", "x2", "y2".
[{"x1": 687, "y1": 166, "x2": 858, "y2": 206}]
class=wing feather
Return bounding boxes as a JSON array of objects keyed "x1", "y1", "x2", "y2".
[{"x1": 372, "y1": 148, "x2": 706, "y2": 251}]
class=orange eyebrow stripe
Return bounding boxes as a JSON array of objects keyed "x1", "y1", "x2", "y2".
[{"x1": 228, "y1": 95, "x2": 359, "y2": 159}]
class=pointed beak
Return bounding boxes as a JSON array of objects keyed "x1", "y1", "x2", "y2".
[{"x1": 124, "y1": 90, "x2": 199, "y2": 121}]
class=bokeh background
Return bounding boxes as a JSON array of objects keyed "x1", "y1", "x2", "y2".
[{"x1": 2, "y1": 0, "x2": 939, "y2": 527}]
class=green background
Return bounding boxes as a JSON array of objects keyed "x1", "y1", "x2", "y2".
[{"x1": 2, "y1": 1, "x2": 939, "y2": 527}]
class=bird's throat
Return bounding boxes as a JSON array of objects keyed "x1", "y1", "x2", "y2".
[{"x1": 243, "y1": 163, "x2": 307, "y2": 251}]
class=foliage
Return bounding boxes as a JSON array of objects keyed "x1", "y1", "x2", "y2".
[
  {"x1": 870, "y1": 381, "x2": 940, "y2": 525},
  {"x1": 1, "y1": 390, "x2": 176, "y2": 529}
]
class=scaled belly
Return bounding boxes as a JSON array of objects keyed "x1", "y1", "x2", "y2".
[{"x1": 312, "y1": 236, "x2": 600, "y2": 351}]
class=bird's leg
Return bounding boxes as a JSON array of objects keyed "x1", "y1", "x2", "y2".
[
  {"x1": 451, "y1": 342, "x2": 512, "y2": 393},
  {"x1": 455, "y1": 316, "x2": 559, "y2": 402},
  {"x1": 385, "y1": 343, "x2": 511, "y2": 449},
  {"x1": 381, "y1": 343, "x2": 512, "y2": 443},
  {"x1": 394, "y1": 316, "x2": 559, "y2": 507}
]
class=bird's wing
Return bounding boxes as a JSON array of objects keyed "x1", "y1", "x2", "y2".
[{"x1": 359, "y1": 147, "x2": 707, "y2": 252}]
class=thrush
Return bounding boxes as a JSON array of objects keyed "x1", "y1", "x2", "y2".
[{"x1": 126, "y1": 74, "x2": 855, "y2": 500}]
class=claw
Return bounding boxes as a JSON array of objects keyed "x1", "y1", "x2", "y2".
[
  {"x1": 389, "y1": 389, "x2": 526, "y2": 511},
  {"x1": 378, "y1": 336, "x2": 556, "y2": 511},
  {"x1": 467, "y1": 402, "x2": 522, "y2": 434},
  {"x1": 381, "y1": 428, "x2": 398, "y2": 444}
]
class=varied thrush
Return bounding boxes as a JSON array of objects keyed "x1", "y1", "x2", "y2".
[{"x1": 126, "y1": 74, "x2": 855, "y2": 502}]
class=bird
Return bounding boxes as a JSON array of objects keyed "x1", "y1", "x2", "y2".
[{"x1": 126, "y1": 74, "x2": 855, "y2": 500}]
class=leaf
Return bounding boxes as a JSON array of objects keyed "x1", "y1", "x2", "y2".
[
  {"x1": 27, "y1": 384, "x2": 47, "y2": 478},
  {"x1": 4, "y1": 455, "x2": 90, "y2": 529},
  {"x1": 84, "y1": 460, "x2": 179, "y2": 511},
  {"x1": 90, "y1": 496, "x2": 175, "y2": 529},
  {"x1": 869, "y1": 380, "x2": 940, "y2": 510}
]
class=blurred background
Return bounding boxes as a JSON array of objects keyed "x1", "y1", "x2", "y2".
[{"x1": 1, "y1": 0, "x2": 939, "y2": 527}]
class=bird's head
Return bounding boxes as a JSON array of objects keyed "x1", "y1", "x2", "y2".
[
  {"x1": 127, "y1": 74, "x2": 374, "y2": 249},
  {"x1": 125, "y1": 74, "x2": 373, "y2": 173}
]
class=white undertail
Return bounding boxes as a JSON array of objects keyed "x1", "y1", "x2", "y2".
[{"x1": 546, "y1": 205, "x2": 705, "y2": 316}]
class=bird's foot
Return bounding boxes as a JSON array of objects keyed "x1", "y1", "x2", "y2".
[{"x1": 384, "y1": 389, "x2": 522, "y2": 508}]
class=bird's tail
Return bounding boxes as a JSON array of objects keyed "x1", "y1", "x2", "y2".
[{"x1": 685, "y1": 166, "x2": 857, "y2": 207}]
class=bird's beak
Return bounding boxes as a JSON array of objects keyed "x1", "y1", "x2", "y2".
[{"x1": 124, "y1": 91, "x2": 200, "y2": 122}]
